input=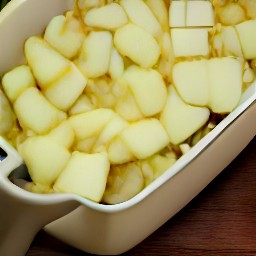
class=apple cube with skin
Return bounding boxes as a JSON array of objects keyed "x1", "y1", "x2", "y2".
[
  {"x1": 171, "y1": 28, "x2": 210, "y2": 58},
  {"x1": 120, "y1": 118, "x2": 169, "y2": 160},
  {"x1": 14, "y1": 87, "x2": 66, "y2": 134},
  {"x1": 68, "y1": 108, "x2": 114, "y2": 140},
  {"x1": 102, "y1": 162, "x2": 144, "y2": 204},
  {"x1": 84, "y1": 3, "x2": 128, "y2": 30},
  {"x1": 76, "y1": 31, "x2": 113, "y2": 78},
  {"x1": 1, "y1": 65, "x2": 36, "y2": 103},
  {"x1": 24, "y1": 36, "x2": 70, "y2": 90},
  {"x1": 44, "y1": 14, "x2": 85, "y2": 59},
  {"x1": 235, "y1": 20, "x2": 256, "y2": 59},
  {"x1": 54, "y1": 152, "x2": 110, "y2": 203},
  {"x1": 172, "y1": 57, "x2": 243, "y2": 113},
  {"x1": 114, "y1": 23, "x2": 160, "y2": 68},
  {"x1": 18, "y1": 136, "x2": 71, "y2": 188},
  {"x1": 44, "y1": 63, "x2": 87, "y2": 111},
  {"x1": 160, "y1": 87, "x2": 210, "y2": 145},
  {"x1": 123, "y1": 65, "x2": 167, "y2": 117},
  {"x1": 120, "y1": 0, "x2": 162, "y2": 39}
]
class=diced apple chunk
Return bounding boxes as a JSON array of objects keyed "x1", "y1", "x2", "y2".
[
  {"x1": 169, "y1": 1, "x2": 186, "y2": 28},
  {"x1": 102, "y1": 162, "x2": 144, "y2": 204},
  {"x1": 24, "y1": 36, "x2": 70, "y2": 89},
  {"x1": 114, "y1": 23, "x2": 160, "y2": 68},
  {"x1": 68, "y1": 94, "x2": 95, "y2": 115},
  {"x1": 186, "y1": 1, "x2": 215, "y2": 27},
  {"x1": 84, "y1": 3, "x2": 128, "y2": 30},
  {"x1": 44, "y1": 14, "x2": 85, "y2": 59},
  {"x1": 145, "y1": 0, "x2": 169, "y2": 31},
  {"x1": 1, "y1": 65, "x2": 36, "y2": 103},
  {"x1": 172, "y1": 57, "x2": 243, "y2": 113},
  {"x1": 120, "y1": 118, "x2": 169, "y2": 159},
  {"x1": 115, "y1": 90, "x2": 143, "y2": 122},
  {"x1": 48, "y1": 121, "x2": 75, "y2": 149},
  {"x1": 235, "y1": 20, "x2": 256, "y2": 59},
  {"x1": 107, "y1": 136, "x2": 135, "y2": 164},
  {"x1": 93, "y1": 115, "x2": 128, "y2": 153},
  {"x1": 208, "y1": 58, "x2": 243, "y2": 113},
  {"x1": 0, "y1": 90, "x2": 16, "y2": 135},
  {"x1": 172, "y1": 59, "x2": 209, "y2": 106},
  {"x1": 76, "y1": 31, "x2": 113, "y2": 78},
  {"x1": 120, "y1": 0, "x2": 162, "y2": 39},
  {"x1": 169, "y1": 0, "x2": 215, "y2": 28},
  {"x1": 171, "y1": 28, "x2": 210, "y2": 57},
  {"x1": 14, "y1": 87, "x2": 66, "y2": 134},
  {"x1": 44, "y1": 63, "x2": 87, "y2": 111},
  {"x1": 123, "y1": 65, "x2": 167, "y2": 116},
  {"x1": 160, "y1": 87, "x2": 210, "y2": 145},
  {"x1": 54, "y1": 152, "x2": 110, "y2": 203},
  {"x1": 18, "y1": 136, "x2": 71, "y2": 187},
  {"x1": 220, "y1": 26, "x2": 243, "y2": 57},
  {"x1": 108, "y1": 48, "x2": 124, "y2": 80},
  {"x1": 68, "y1": 108, "x2": 114, "y2": 140}
]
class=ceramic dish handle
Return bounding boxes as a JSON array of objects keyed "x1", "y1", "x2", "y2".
[{"x1": 0, "y1": 137, "x2": 79, "y2": 256}]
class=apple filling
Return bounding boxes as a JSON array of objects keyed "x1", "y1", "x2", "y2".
[{"x1": 0, "y1": 0, "x2": 256, "y2": 204}]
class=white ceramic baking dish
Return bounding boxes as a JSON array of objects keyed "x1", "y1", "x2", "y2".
[{"x1": 0, "y1": 0, "x2": 256, "y2": 255}]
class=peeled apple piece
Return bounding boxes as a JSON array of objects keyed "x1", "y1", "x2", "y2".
[
  {"x1": 172, "y1": 57, "x2": 243, "y2": 113},
  {"x1": 120, "y1": 118, "x2": 169, "y2": 159},
  {"x1": 160, "y1": 87, "x2": 210, "y2": 145},
  {"x1": 186, "y1": 1, "x2": 215, "y2": 27},
  {"x1": 145, "y1": 0, "x2": 169, "y2": 31},
  {"x1": 171, "y1": 28, "x2": 210, "y2": 58},
  {"x1": 114, "y1": 23, "x2": 160, "y2": 68},
  {"x1": 235, "y1": 20, "x2": 256, "y2": 59},
  {"x1": 44, "y1": 63, "x2": 87, "y2": 111},
  {"x1": 54, "y1": 152, "x2": 110, "y2": 203},
  {"x1": 120, "y1": 0, "x2": 162, "y2": 38},
  {"x1": 1, "y1": 65, "x2": 36, "y2": 103},
  {"x1": 169, "y1": 0, "x2": 215, "y2": 28},
  {"x1": 76, "y1": 31, "x2": 113, "y2": 78},
  {"x1": 83, "y1": 3, "x2": 128, "y2": 30},
  {"x1": 102, "y1": 162, "x2": 144, "y2": 204},
  {"x1": 48, "y1": 121, "x2": 75, "y2": 149},
  {"x1": 44, "y1": 14, "x2": 85, "y2": 59},
  {"x1": 0, "y1": 90, "x2": 16, "y2": 136},
  {"x1": 24, "y1": 36, "x2": 70, "y2": 89},
  {"x1": 108, "y1": 48, "x2": 124, "y2": 80},
  {"x1": 18, "y1": 136, "x2": 71, "y2": 188},
  {"x1": 68, "y1": 108, "x2": 114, "y2": 140},
  {"x1": 14, "y1": 87, "x2": 66, "y2": 134},
  {"x1": 123, "y1": 65, "x2": 167, "y2": 116}
]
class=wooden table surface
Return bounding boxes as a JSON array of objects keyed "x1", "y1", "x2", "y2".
[{"x1": 26, "y1": 136, "x2": 256, "y2": 256}]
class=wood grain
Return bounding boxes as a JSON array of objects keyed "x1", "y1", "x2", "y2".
[{"x1": 26, "y1": 137, "x2": 256, "y2": 256}]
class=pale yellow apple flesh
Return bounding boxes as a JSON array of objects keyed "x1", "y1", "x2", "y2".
[{"x1": 0, "y1": 0, "x2": 255, "y2": 204}]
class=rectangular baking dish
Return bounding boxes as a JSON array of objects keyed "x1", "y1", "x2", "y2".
[{"x1": 0, "y1": 0, "x2": 256, "y2": 255}]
